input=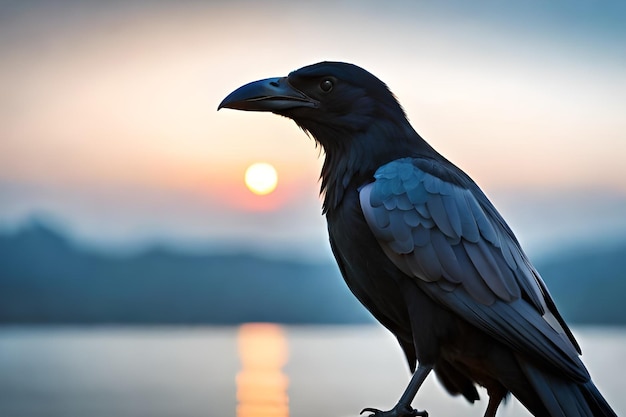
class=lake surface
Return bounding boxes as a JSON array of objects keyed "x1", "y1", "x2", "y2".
[{"x1": 0, "y1": 325, "x2": 623, "y2": 417}]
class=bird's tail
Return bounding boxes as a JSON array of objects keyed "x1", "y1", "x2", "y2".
[{"x1": 518, "y1": 359, "x2": 616, "y2": 417}]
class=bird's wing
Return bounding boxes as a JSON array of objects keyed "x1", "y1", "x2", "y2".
[{"x1": 359, "y1": 157, "x2": 588, "y2": 381}]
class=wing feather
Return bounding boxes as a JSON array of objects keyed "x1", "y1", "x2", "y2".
[
  {"x1": 442, "y1": 193, "x2": 463, "y2": 238},
  {"x1": 430, "y1": 229, "x2": 463, "y2": 282},
  {"x1": 453, "y1": 187, "x2": 480, "y2": 243},
  {"x1": 465, "y1": 192, "x2": 499, "y2": 245},
  {"x1": 463, "y1": 240, "x2": 512, "y2": 301},
  {"x1": 498, "y1": 227, "x2": 517, "y2": 269},
  {"x1": 451, "y1": 244, "x2": 496, "y2": 305},
  {"x1": 427, "y1": 193, "x2": 457, "y2": 239},
  {"x1": 411, "y1": 224, "x2": 431, "y2": 247},
  {"x1": 414, "y1": 241, "x2": 443, "y2": 279}
]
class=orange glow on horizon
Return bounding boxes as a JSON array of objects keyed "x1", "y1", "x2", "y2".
[
  {"x1": 237, "y1": 323, "x2": 289, "y2": 417},
  {"x1": 195, "y1": 160, "x2": 321, "y2": 213},
  {"x1": 138, "y1": 156, "x2": 319, "y2": 213}
]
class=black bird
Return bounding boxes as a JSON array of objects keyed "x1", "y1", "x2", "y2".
[{"x1": 218, "y1": 62, "x2": 616, "y2": 417}]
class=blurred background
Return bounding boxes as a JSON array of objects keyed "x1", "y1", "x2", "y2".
[{"x1": 0, "y1": 1, "x2": 625, "y2": 416}]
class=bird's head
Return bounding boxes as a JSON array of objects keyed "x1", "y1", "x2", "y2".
[
  {"x1": 219, "y1": 61, "x2": 431, "y2": 212},
  {"x1": 218, "y1": 61, "x2": 410, "y2": 148}
]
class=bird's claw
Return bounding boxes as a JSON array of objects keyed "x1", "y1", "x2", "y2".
[{"x1": 360, "y1": 404, "x2": 428, "y2": 417}]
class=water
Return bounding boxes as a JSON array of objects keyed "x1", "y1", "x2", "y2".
[{"x1": 0, "y1": 325, "x2": 623, "y2": 417}]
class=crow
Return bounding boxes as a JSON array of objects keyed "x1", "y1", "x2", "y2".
[{"x1": 218, "y1": 61, "x2": 616, "y2": 417}]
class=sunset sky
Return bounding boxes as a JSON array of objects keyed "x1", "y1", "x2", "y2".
[{"x1": 1, "y1": 0, "x2": 625, "y2": 261}]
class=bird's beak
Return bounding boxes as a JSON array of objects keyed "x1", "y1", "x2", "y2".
[{"x1": 218, "y1": 77, "x2": 318, "y2": 112}]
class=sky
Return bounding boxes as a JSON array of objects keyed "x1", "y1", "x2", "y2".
[{"x1": 0, "y1": 0, "x2": 625, "y2": 261}]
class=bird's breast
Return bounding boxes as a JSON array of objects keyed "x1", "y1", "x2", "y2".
[{"x1": 326, "y1": 186, "x2": 412, "y2": 333}]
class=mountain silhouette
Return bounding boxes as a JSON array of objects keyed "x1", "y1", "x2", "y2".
[{"x1": 0, "y1": 220, "x2": 624, "y2": 325}]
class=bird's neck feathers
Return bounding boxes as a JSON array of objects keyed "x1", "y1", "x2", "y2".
[{"x1": 296, "y1": 117, "x2": 433, "y2": 214}]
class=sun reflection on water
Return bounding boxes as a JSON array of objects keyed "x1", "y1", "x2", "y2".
[{"x1": 237, "y1": 323, "x2": 289, "y2": 417}]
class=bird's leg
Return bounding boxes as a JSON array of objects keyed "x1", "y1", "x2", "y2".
[
  {"x1": 483, "y1": 385, "x2": 506, "y2": 417},
  {"x1": 361, "y1": 363, "x2": 432, "y2": 417}
]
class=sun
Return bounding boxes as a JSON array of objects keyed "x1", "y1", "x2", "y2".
[{"x1": 244, "y1": 162, "x2": 278, "y2": 195}]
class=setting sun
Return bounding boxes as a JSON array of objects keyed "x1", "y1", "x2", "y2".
[{"x1": 245, "y1": 163, "x2": 278, "y2": 195}]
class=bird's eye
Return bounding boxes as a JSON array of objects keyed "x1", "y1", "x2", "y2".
[{"x1": 320, "y1": 79, "x2": 333, "y2": 93}]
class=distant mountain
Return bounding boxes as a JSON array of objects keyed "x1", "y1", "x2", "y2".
[
  {"x1": 0, "y1": 221, "x2": 371, "y2": 325},
  {"x1": 535, "y1": 242, "x2": 626, "y2": 325},
  {"x1": 0, "y1": 220, "x2": 624, "y2": 325}
]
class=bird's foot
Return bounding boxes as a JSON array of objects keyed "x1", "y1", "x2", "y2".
[{"x1": 360, "y1": 403, "x2": 428, "y2": 417}]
